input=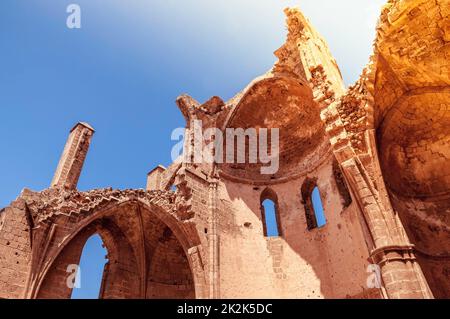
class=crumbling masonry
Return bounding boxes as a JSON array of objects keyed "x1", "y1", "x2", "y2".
[{"x1": 1, "y1": 0, "x2": 449, "y2": 298}]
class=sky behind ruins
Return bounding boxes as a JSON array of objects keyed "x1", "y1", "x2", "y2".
[
  {"x1": 1, "y1": 0, "x2": 385, "y2": 298},
  {"x1": 0, "y1": 0, "x2": 386, "y2": 208}
]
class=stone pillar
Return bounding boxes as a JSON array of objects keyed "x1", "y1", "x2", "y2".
[
  {"x1": 51, "y1": 122, "x2": 95, "y2": 190},
  {"x1": 0, "y1": 199, "x2": 32, "y2": 299},
  {"x1": 371, "y1": 245, "x2": 433, "y2": 299},
  {"x1": 339, "y1": 153, "x2": 433, "y2": 299},
  {"x1": 146, "y1": 165, "x2": 166, "y2": 191},
  {"x1": 207, "y1": 179, "x2": 220, "y2": 299}
]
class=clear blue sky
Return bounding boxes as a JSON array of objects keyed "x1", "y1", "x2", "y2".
[
  {"x1": 71, "y1": 234, "x2": 107, "y2": 299},
  {"x1": 0, "y1": 0, "x2": 385, "y2": 298}
]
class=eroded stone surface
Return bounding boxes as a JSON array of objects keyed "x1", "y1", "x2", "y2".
[{"x1": 0, "y1": 0, "x2": 448, "y2": 299}]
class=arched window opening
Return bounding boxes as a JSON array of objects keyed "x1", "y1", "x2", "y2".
[
  {"x1": 332, "y1": 158, "x2": 352, "y2": 208},
  {"x1": 312, "y1": 187, "x2": 327, "y2": 228},
  {"x1": 301, "y1": 177, "x2": 327, "y2": 230},
  {"x1": 262, "y1": 199, "x2": 279, "y2": 237},
  {"x1": 260, "y1": 188, "x2": 282, "y2": 237},
  {"x1": 71, "y1": 234, "x2": 108, "y2": 299}
]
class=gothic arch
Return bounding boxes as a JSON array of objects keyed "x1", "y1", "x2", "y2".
[
  {"x1": 27, "y1": 190, "x2": 207, "y2": 299},
  {"x1": 260, "y1": 188, "x2": 282, "y2": 237}
]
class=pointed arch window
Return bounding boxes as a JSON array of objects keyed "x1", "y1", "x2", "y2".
[
  {"x1": 301, "y1": 178, "x2": 327, "y2": 230},
  {"x1": 260, "y1": 188, "x2": 282, "y2": 237},
  {"x1": 71, "y1": 234, "x2": 108, "y2": 299}
]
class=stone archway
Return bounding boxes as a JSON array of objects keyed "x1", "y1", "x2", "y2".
[
  {"x1": 37, "y1": 218, "x2": 141, "y2": 299},
  {"x1": 371, "y1": 0, "x2": 450, "y2": 297},
  {"x1": 25, "y1": 189, "x2": 207, "y2": 299}
]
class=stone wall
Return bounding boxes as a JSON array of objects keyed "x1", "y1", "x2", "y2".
[
  {"x1": 217, "y1": 157, "x2": 375, "y2": 298},
  {"x1": 0, "y1": 0, "x2": 448, "y2": 299},
  {"x1": 0, "y1": 201, "x2": 32, "y2": 298}
]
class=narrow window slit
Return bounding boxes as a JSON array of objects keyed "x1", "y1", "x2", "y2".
[{"x1": 260, "y1": 188, "x2": 282, "y2": 237}]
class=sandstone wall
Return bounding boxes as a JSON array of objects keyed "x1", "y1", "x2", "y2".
[
  {"x1": 0, "y1": 200, "x2": 32, "y2": 299},
  {"x1": 217, "y1": 157, "x2": 377, "y2": 298}
]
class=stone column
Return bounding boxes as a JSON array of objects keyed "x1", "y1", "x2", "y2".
[
  {"x1": 339, "y1": 144, "x2": 433, "y2": 299},
  {"x1": 51, "y1": 122, "x2": 95, "y2": 190}
]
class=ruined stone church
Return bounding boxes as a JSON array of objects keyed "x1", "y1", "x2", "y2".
[{"x1": 1, "y1": 0, "x2": 449, "y2": 299}]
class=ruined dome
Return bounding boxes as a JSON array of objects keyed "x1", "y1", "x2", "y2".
[{"x1": 219, "y1": 75, "x2": 330, "y2": 183}]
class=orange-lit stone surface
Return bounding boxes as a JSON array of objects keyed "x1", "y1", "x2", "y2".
[{"x1": 0, "y1": 0, "x2": 448, "y2": 299}]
